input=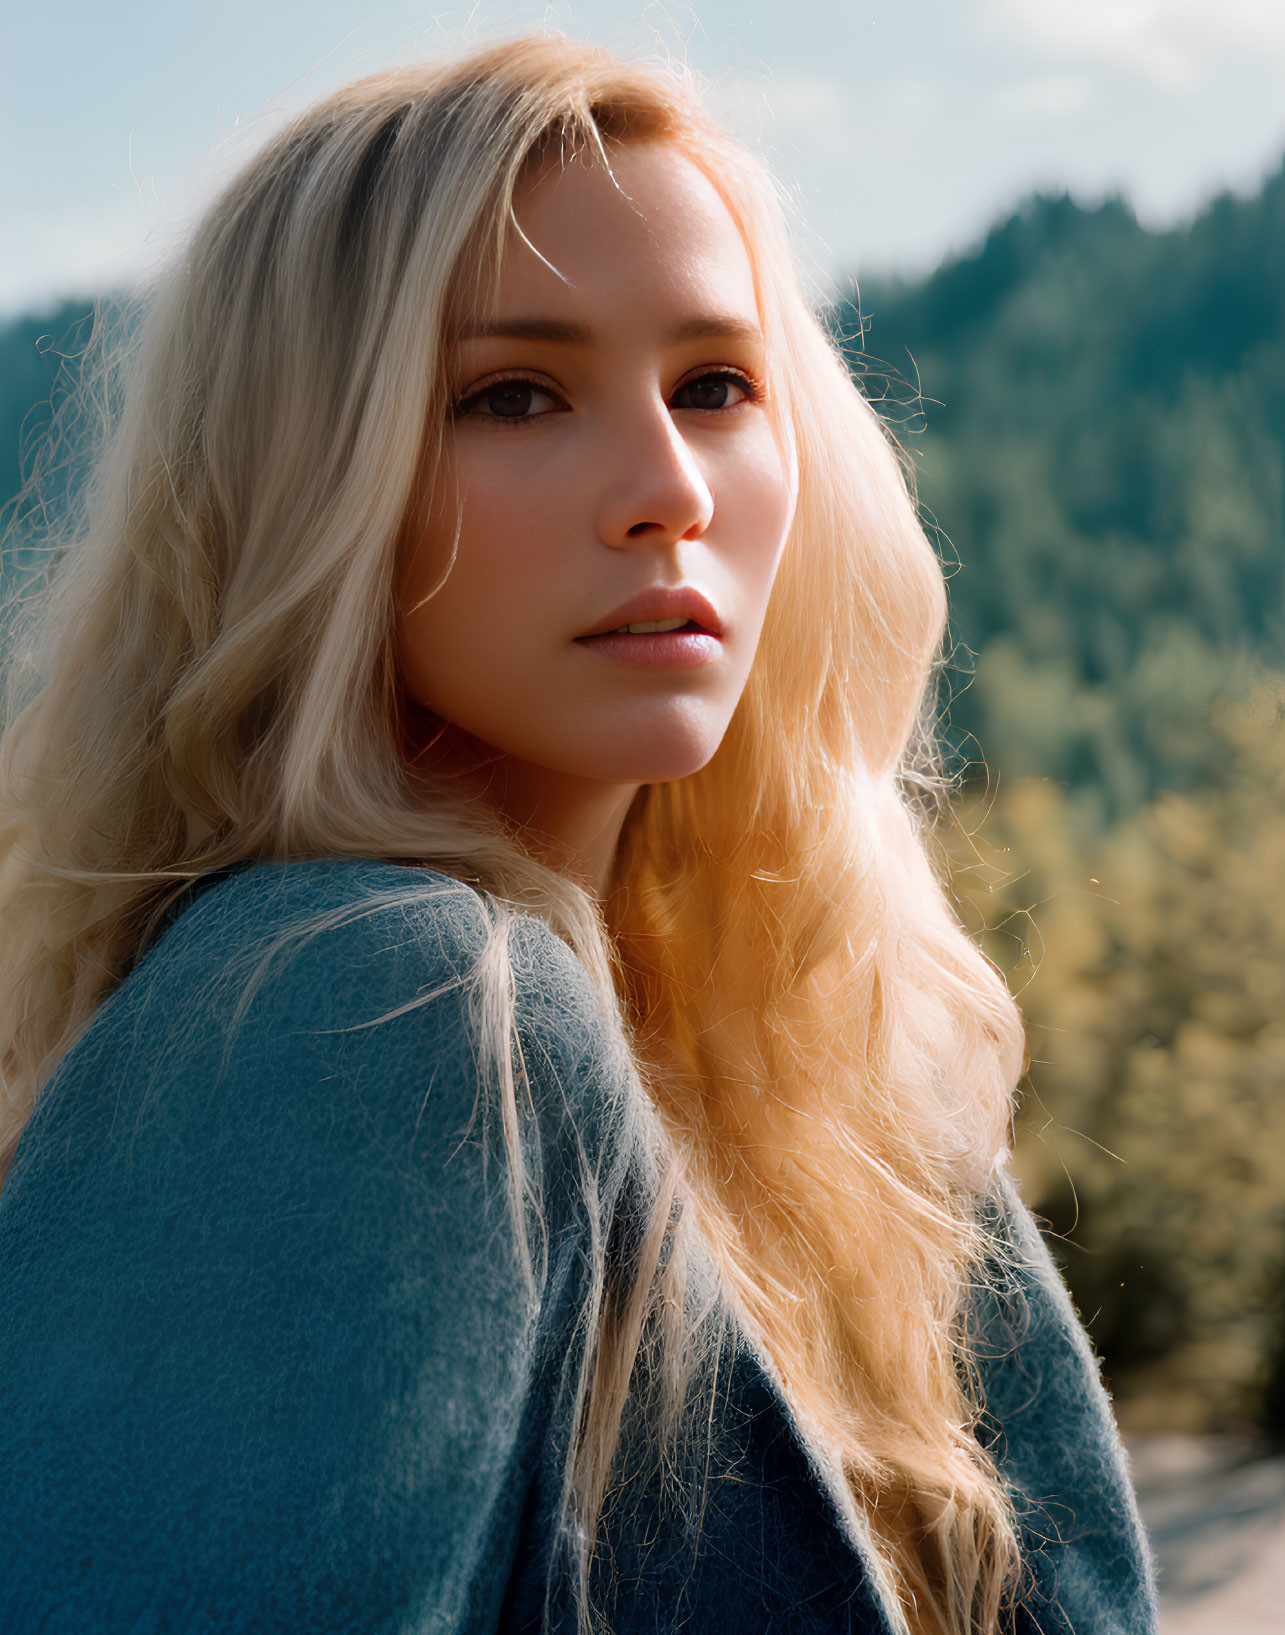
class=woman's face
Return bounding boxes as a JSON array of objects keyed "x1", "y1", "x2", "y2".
[{"x1": 397, "y1": 138, "x2": 797, "y2": 808}]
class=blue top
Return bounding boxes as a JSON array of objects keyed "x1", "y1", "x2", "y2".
[{"x1": 0, "y1": 860, "x2": 1158, "y2": 1633}]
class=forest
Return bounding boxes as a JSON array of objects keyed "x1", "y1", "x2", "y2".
[
  {"x1": 847, "y1": 162, "x2": 1285, "y2": 1440},
  {"x1": 2, "y1": 156, "x2": 1283, "y2": 1439}
]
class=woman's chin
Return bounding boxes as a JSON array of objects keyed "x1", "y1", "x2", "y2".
[{"x1": 573, "y1": 735, "x2": 726, "y2": 788}]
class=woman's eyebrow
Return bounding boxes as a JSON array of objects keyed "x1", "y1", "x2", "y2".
[{"x1": 456, "y1": 314, "x2": 763, "y2": 345}]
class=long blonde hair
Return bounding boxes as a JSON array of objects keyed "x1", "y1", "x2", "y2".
[{"x1": 0, "y1": 33, "x2": 1028, "y2": 1635}]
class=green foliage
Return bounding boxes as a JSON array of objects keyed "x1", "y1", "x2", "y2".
[
  {"x1": 0, "y1": 299, "x2": 112, "y2": 612},
  {"x1": 0, "y1": 300, "x2": 97, "y2": 519},
  {"x1": 858, "y1": 172, "x2": 1285, "y2": 1434},
  {"x1": 843, "y1": 169, "x2": 1285, "y2": 816},
  {"x1": 947, "y1": 675, "x2": 1285, "y2": 1432},
  {"x1": 948, "y1": 678, "x2": 1285, "y2": 1433}
]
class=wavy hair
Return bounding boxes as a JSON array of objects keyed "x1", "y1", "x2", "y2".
[{"x1": 0, "y1": 32, "x2": 1028, "y2": 1635}]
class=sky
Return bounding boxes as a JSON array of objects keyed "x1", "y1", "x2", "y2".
[{"x1": 5, "y1": 0, "x2": 1285, "y2": 317}]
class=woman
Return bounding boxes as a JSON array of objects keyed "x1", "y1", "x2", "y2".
[{"x1": 0, "y1": 33, "x2": 1155, "y2": 1635}]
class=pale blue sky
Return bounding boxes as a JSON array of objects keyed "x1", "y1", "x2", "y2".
[{"x1": 6, "y1": 0, "x2": 1285, "y2": 316}]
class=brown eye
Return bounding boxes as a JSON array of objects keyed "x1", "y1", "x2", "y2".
[
  {"x1": 454, "y1": 378, "x2": 561, "y2": 424},
  {"x1": 671, "y1": 371, "x2": 756, "y2": 411},
  {"x1": 477, "y1": 383, "x2": 535, "y2": 418}
]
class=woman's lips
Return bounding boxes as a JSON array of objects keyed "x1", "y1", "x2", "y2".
[
  {"x1": 577, "y1": 585, "x2": 724, "y2": 640},
  {"x1": 573, "y1": 627, "x2": 722, "y2": 669}
]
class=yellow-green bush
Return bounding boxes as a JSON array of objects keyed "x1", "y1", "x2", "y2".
[{"x1": 947, "y1": 672, "x2": 1285, "y2": 1433}]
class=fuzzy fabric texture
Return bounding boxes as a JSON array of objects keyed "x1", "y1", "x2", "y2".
[{"x1": 0, "y1": 859, "x2": 1158, "y2": 1633}]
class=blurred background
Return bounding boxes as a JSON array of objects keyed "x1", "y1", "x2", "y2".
[{"x1": 4, "y1": 3, "x2": 1284, "y2": 1625}]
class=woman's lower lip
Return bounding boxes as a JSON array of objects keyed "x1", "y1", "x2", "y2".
[{"x1": 573, "y1": 631, "x2": 722, "y2": 668}]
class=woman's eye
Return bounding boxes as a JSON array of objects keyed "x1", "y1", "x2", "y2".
[
  {"x1": 455, "y1": 379, "x2": 560, "y2": 422},
  {"x1": 454, "y1": 368, "x2": 760, "y2": 424},
  {"x1": 671, "y1": 371, "x2": 756, "y2": 411}
]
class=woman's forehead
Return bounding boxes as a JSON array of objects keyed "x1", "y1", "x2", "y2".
[{"x1": 467, "y1": 143, "x2": 762, "y2": 337}]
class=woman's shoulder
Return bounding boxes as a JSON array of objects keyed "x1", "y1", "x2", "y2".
[
  {"x1": 0, "y1": 859, "x2": 630, "y2": 1631},
  {"x1": 140, "y1": 855, "x2": 588, "y2": 1001},
  {"x1": 9, "y1": 856, "x2": 633, "y2": 1220},
  {"x1": 126, "y1": 856, "x2": 617, "y2": 1075},
  {"x1": 973, "y1": 1173, "x2": 1159, "y2": 1631}
]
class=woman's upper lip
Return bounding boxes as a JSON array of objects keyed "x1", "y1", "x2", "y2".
[{"x1": 576, "y1": 586, "x2": 724, "y2": 639}]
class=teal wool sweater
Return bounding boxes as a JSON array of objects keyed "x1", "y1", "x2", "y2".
[{"x1": 0, "y1": 860, "x2": 1158, "y2": 1633}]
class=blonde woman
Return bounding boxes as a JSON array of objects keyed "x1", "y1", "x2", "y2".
[{"x1": 0, "y1": 33, "x2": 1155, "y2": 1635}]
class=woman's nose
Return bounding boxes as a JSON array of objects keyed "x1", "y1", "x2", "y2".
[{"x1": 593, "y1": 399, "x2": 715, "y2": 549}]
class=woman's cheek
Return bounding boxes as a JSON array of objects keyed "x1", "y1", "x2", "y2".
[
  {"x1": 723, "y1": 436, "x2": 795, "y2": 570},
  {"x1": 459, "y1": 457, "x2": 560, "y2": 573}
]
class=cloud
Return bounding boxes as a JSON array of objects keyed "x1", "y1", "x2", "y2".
[
  {"x1": 988, "y1": 72, "x2": 1095, "y2": 121},
  {"x1": 754, "y1": 68, "x2": 942, "y2": 148},
  {"x1": 759, "y1": 71, "x2": 854, "y2": 142},
  {"x1": 983, "y1": 0, "x2": 1285, "y2": 90}
]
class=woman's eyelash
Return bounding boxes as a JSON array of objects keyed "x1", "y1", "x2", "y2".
[
  {"x1": 451, "y1": 375, "x2": 565, "y2": 423},
  {"x1": 675, "y1": 369, "x2": 767, "y2": 410},
  {"x1": 451, "y1": 368, "x2": 766, "y2": 425}
]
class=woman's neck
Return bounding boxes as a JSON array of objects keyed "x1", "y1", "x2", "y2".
[{"x1": 404, "y1": 712, "x2": 640, "y2": 897}]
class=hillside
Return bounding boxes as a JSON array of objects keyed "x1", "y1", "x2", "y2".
[
  {"x1": 827, "y1": 165, "x2": 1285, "y2": 1433},
  {"x1": 842, "y1": 166, "x2": 1285, "y2": 816}
]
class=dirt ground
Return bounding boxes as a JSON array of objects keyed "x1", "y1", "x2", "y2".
[{"x1": 1126, "y1": 1435, "x2": 1285, "y2": 1634}]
